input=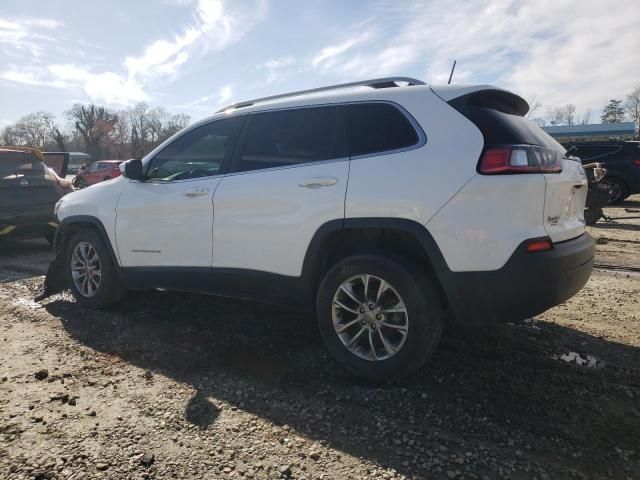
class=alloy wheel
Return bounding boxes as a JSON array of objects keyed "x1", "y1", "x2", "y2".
[
  {"x1": 70, "y1": 241, "x2": 102, "y2": 297},
  {"x1": 332, "y1": 274, "x2": 409, "y2": 361}
]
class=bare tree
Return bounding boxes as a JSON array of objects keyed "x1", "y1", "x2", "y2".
[
  {"x1": 6, "y1": 111, "x2": 56, "y2": 149},
  {"x1": 579, "y1": 109, "x2": 591, "y2": 125},
  {"x1": 559, "y1": 104, "x2": 576, "y2": 126},
  {"x1": 110, "y1": 112, "x2": 131, "y2": 159},
  {"x1": 50, "y1": 126, "x2": 67, "y2": 151},
  {"x1": 625, "y1": 86, "x2": 640, "y2": 134},
  {"x1": 546, "y1": 107, "x2": 566, "y2": 126},
  {"x1": 526, "y1": 95, "x2": 542, "y2": 119},
  {"x1": 128, "y1": 103, "x2": 151, "y2": 156},
  {"x1": 67, "y1": 104, "x2": 119, "y2": 160},
  {"x1": 1, "y1": 126, "x2": 20, "y2": 145}
]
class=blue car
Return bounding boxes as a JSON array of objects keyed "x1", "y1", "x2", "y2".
[{"x1": 569, "y1": 141, "x2": 640, "y2": 203}]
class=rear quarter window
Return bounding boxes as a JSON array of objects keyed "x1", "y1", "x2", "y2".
[{"x1": 345, "y1": 103, "x2": 420, "y2": 157}]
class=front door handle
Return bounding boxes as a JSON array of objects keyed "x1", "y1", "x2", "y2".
[
  {"x1": 299, "y1": 177, "x2": 338, "y2": 189},
  {"x1": 183, "y1": 188, "x2": 209, "y2": 197}
]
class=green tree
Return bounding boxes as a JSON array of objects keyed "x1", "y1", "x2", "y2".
[{"x1": 600, "y1": 99, "x2": 625, "y2": 123}]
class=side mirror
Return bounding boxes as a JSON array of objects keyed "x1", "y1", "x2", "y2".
[{"x1": 121, "y1": 159, "x2": 144, "y2": 181}]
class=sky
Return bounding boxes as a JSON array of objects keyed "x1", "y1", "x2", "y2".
[{"x1": 1, "y1": 0, "x2": 639, "y2": 127}]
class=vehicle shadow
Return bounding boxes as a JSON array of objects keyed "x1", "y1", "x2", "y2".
[
  {"x1": 0, "y1": 239, "x2": 53, "y2": 283},
  {"x1": 591, "y1": 219, "x2": 640, "y2": 232},
  {"x1": 44, "y1": 289, "x2": 640, "y2": 478}
]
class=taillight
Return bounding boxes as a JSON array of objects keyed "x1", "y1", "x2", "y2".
[
  {"x1": 478, "y1": 145, "x2": 562, "y2": 174},
  {"x1": 633, "y1": 159, "x2": 640, "y2": 167}
]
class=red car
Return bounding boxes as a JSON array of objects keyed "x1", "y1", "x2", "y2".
[{"x1": 73, "y1": 160, "x2": 124, "y2": 188}]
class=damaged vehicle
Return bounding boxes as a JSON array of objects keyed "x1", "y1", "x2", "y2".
[
  {"x1": 42, "y1": 78, "x2": 595, "y2": 380},
  {"x1": 1, "y1": 146, "x2": 73, "y2": 245}
]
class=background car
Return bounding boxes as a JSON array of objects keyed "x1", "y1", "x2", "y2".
[
  {"x1": 72, "y1": 160, "x2": 123, "y2": 188},
  {"x1": 568, "y1": 141, "x2": 640, "y2": 203},
  {"x1": 0, "y1": 146, "x2": 73, "y2": 245}
]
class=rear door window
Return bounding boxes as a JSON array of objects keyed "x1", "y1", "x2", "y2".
[
  {"x1": 233, "y1": 106, "x2": 344, "y2": 173},
  {"x1": 345, "y1": 103, "x2": 420, "y2": 157}
]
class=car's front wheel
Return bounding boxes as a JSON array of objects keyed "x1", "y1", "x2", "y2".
[
  {"x1": 66, "y1": 228, "x2": 126, "y2": 308},
  {"x1": 317, "y1": 254, "x2": 444, "y2": 381}
]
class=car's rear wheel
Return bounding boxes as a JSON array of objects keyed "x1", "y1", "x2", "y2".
[
  {"x1": 604, "y1": 177, "x2": 629, "y2": 204},
  {"x1": 66, "y1": 228, "x2": 126, "y2": 308},
  {"x1": 317, "y1": 254, "x2": 444, "y2": 381}
]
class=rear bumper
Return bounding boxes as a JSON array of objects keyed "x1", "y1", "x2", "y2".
[{"x1": 439, "y1": 233, "x2": 595, "y2": 326}]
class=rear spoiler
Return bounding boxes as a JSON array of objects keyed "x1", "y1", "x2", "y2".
[{"x1": 431, "y1": 85, "x2": 529, "y2": 116}]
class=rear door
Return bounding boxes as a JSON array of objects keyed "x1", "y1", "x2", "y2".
[{"x1": 212, "y1": 105, "x2": 348, "y2": 277}]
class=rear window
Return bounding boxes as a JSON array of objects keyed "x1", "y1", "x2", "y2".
[
  {"x1": 345, "y1": 103, "x2": 419, "y2": 157},
  {"x1": 449, "y1": 90, "x2": 565, "y2": 152},
  {"x1": 0, "y1": 151, "x2": 45, "y2": 178}
]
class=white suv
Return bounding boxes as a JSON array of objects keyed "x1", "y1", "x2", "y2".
[{"x1": 49, "y1": 77, "x2": 594, "y2": 380}]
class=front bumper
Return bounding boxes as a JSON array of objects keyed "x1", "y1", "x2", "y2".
[{"x1": 439, "y1": 233, "x2": 595, "y2": 326}]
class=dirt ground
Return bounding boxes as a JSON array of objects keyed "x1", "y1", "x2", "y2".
[{"x1": 1, "y1": 198, "x2": 639, "y2": 480}]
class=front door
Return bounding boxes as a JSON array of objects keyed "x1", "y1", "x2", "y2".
[{"x1": 115, "y1": 116, "x2": 244, "y2": 268}]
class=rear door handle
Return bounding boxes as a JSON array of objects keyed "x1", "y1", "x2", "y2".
[
  {"x1": 183, "y1": 188, "x2": 209, "y2": 197},
  {"x1": 299, "y1": 177, "x2": 338, "y2": 189}
]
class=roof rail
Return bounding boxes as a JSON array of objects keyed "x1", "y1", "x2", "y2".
[{"x1": 216, "y1": 77, "x2": 426, "y2": 113}]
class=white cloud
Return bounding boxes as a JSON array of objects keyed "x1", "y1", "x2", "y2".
[
  {"x1": 311, "y1": 32, "x2": 372, "y2": 70},
  {"x1": 310, "y1": 0, "x2": 640, "y2": 117},
  {"x1": 1, "y1": 0, "x2": 265, "y2": 107},
  {"x1": 48, "y1": 64, "x2": 150, "y2": 105},
  {"x1": 258, "y1": 56, "x2": 295, "y2": 83},
  {"x1": 178, "y1": 83, "x2": 233, "y2": 109},
  {"x1": 0, "y1": 16, "x2": 62, "y2": 57}
]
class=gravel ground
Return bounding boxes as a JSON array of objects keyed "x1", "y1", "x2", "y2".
[{"x1": 1, "y1": 197, "x2": 639, "y2": 480}]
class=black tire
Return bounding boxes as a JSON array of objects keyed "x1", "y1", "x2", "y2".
[
  {"x1": 44, "y1": 228, "x2": 55, "y2": 246},
  {"x1": 584, "y1": 208, "x2": 603, "y2": 225},
  {"x1": 605, "y1": 177, "x2": 630, "y2": 204},
  {"x1": 316, "y1": 253, "x2": 444, "y2": 381},
  {"x1": 103, "y1": 176, "x2": 111, "y2": 182},
  {"x1": 65, "y1": 228, "x2": 126, "y2": 308}
]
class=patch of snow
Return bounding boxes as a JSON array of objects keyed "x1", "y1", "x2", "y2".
[
  {"x1": 554, "y1": 351, "x2": 604, "y2": 368},
  {"x1": 13, "y1": 298, "x2": 43, "y2": 310}
]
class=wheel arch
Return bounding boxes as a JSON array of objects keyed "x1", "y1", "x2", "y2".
[
  {"x1": 301, "y1": 218, "x2": 453, "y2": 311},
  {"x1": 54, "y1": 216, "x2": 121, "y2": 272}
]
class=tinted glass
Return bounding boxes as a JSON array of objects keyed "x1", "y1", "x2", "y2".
[
  {"x1": 346, "y1": 103, "x2": 419, "y2": 157},
  {"x1": 573, "y1": 145, "x2": 622, "y2": 161},
  {"x1": 235, "y1": 106, "x2": 343, "y2": 173},
  {"x1": 0, "y1": 152, "x2": 45, "y2": 178},
  {"x1": 147, "y1": 116, "x2": 243, "y2": 181}
]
